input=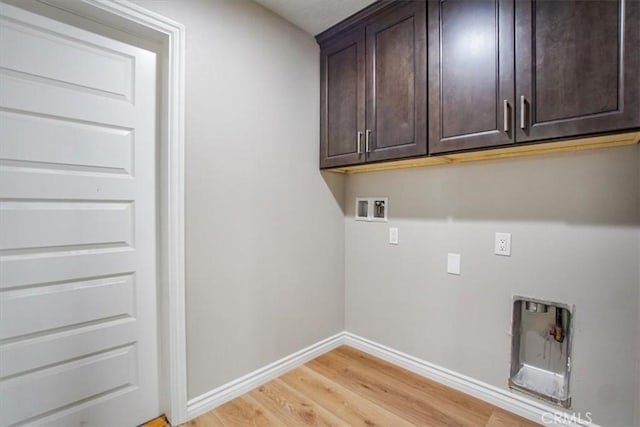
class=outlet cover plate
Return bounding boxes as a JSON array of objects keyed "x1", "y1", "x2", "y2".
[
  {"x1": 389, "y1": 227, "x2": 398, "y2": 245},
  {"x1": 447, "y1": 253, "x2": 461, "y2": 275},
  {"x1": 495, "y1": 232, "x2": 512, "y2": 256}
]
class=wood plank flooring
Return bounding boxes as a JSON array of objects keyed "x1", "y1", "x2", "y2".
[
  {"x1": 141, "y1": 415, "x2": 170, "y2": 427},
  {"x1": 183, "y1": 346, "x2": 540, "y2": 426}
]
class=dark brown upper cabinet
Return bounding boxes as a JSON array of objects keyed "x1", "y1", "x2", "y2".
[
  {"x1": 319, "y1": 0, "x2": 639, "y2": 168},
  {"x1": 428, "y1": 0, "x2": 515, "y2": 154},
  {"x1": 430, "y1": 0, "x2": 639, "y2": 154},
  {"x1": 365, "y1": 1, "x2": 427, "y2": 162},
  {"x1": 515, "y1": 0, "x2": 640, "y2": 142},
  {"x1": 319, "y1": 28, "x2": 365, "y2": 169},
  {"x1": 319, "y1": 1, "x2": 427, "y2": 168}
]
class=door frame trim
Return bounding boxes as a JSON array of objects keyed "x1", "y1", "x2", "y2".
[{"x1": 33, "y1": 0, "x2": 188, "y2": 423}]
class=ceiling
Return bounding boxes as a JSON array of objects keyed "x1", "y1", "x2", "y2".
[{"x1": 253, "y1": 0, "x2": 377, "y2": 35}]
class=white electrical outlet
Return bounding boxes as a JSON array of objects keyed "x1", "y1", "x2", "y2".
[
  {"x1": 495, "y1": 232, "x2": 512, "y2": 256},
  {"x1": 389, "y1": 227, "x2": 398, "y2": 245}
]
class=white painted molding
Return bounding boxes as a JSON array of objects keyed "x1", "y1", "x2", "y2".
[
  {"x1": 184, "y1": 331, "x2": 599, "y2": 426},
  {"x1": 344, "y1": 332, "x2": 600, "y2": 427},
  {"x1": 104, "y1": 3, "x2": 188, "y2": 424},
  {"x1": 35, "y1": 1, "x2": 188, "y2": 424},
  {"x1": 186, "y1": 333, "x2": 346, "y2": 421},
  {"x1": 88, "y1": 3, "x2": 188, "y2": 424}
]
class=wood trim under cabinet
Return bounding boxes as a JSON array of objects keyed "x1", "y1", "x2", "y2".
[{"x1": 326, "y1": 131, "x2": 640, "y2": 174}]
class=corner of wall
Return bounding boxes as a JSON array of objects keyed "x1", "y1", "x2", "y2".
[{"x1": 637, "y1": 146, "x2": 640, "y2": 427}]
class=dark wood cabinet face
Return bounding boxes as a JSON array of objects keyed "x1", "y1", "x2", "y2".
[
  {"x1": 372, "y1": 17, "x2": 415, "y2": 148},
  {"x1": 320, "y1": 29, "x2": 365, "y2": 168},
  {"x1": 515, "y1": 0, "x2": 640, "y2": 142},
  {"x1": 428, "y1": 0, "x2": 515, "y2": 154},
  {"x1": 319, "y1": 0, "x2": 639, "y2": 170},
  {"x1": 365, "y1": 1, "x2": 427, "y2": 162},
  {"x1": 328, "y1": 45, "x2": 358, "y2": 156}
]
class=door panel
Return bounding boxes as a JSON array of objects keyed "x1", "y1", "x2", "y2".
[
  {"x1": 372, "y1": 16, "x2": 415, "y2": 148},
  {"x1": 0, "y1": 274, "x2": 134, "y2": 340},
  {"x1": 366, "y1": 1, "x2": 426, "y2": 161},
  {"x1": 1, "y1": 319, "x2": 135, "y2": 379},
  {"x1": 515, "y1": 0, "x2": 640, "y2": 141},
  {"x1": 533, "y1": 1, "x2": 617, "y2": 122},
  {"x1": 328, "y1": 44, "x2": 358, "y2": 156},
  {"x1": 0, "y1": 4, "x2": 158, "y2": 426},
  {"x1": 441, "y1": 1, "x2": 497, "y2": 137},
  {"x1": 0, "y1": 109, "x2": 133, "y2": 174},
  {"x1": 320, "y1": 28, "x2": 365, "y2": 168},
  {"x1": 0, "y1": 201, "x2": 133, "y2": 250},
  {"x1": 2, "y1": 345, "x2": 137, "y2": 427},
  {"x1": 428, "y1": 0, "x2": 514, "y2": 153},
  {"x1": 0, "y1": 250, "x2": 135, "y2": 290},
  {"x1": 0, "y1": 17, "x2": 133, "y2": 100}
]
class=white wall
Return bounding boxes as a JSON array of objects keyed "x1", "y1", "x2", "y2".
[
  {"x1": 345, "y1": 145, "x2": 640, "y2": 427},
  {"x1": 129, "y1": 0, "x2": 345, "y2": 399}
]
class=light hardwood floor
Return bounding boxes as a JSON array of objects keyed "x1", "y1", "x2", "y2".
[{"x1": 181, "y1": 346, "x2": 540, "y2": 426}]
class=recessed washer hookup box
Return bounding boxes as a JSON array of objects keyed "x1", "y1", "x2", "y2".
[{"x1": 509, "y1": 296, "x2": 573, "y2": 408}]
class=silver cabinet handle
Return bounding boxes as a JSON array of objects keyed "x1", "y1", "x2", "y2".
[
  {"x1": 520, "y1": 95, "x2": 526, "y2": 129},
  {"x1": 365, "y1": 129, "x2": 371, "y2": 153},
  {"x1": 357, "y1": 131, "x2": 363, "y2": 154},
  {"x1": 503, "y1": 100, "x2": 509, "y2": 132}
]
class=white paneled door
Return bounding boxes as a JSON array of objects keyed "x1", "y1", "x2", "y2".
[{"x1": 0, "y1": 4, "x2": 159, "y2": 426}]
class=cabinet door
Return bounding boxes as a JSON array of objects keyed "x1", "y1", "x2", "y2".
[
  {"x1": 320, "y1": 28, "x2": 365, "y2": 168},
  {"x1": 365, "y1": 1, "x2": 427, "y2": 162},
  {"x1": 428, "y1": 0, "x2": 515, "y2": 154},
  {"x1": 515, "y1": 0, "x2": 640, "y2": 142}
]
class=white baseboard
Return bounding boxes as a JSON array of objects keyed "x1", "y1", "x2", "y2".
[
  {"x1": 186, "y1": 331, "x2": 599, "y2": 427},
  {"x1": 186, "y1": 332, "x2": 345, "y2": 421},
  {"x1": 344, "y1": 332, "x2": 599, "y2": 427}
]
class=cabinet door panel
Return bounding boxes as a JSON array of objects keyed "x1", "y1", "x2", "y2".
[
  {"x1": 515, "y1": 0, "x2": 640, "y2": 141},
  {"x1": 429, "y1": 0, "x2": 515, "y2": 154},
  {"x1": 320, "y1": 29, "x2": 365, "y2": 168},
  {"x1": 366, "y1": 1, "x2": 427, "y2": 162}
]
